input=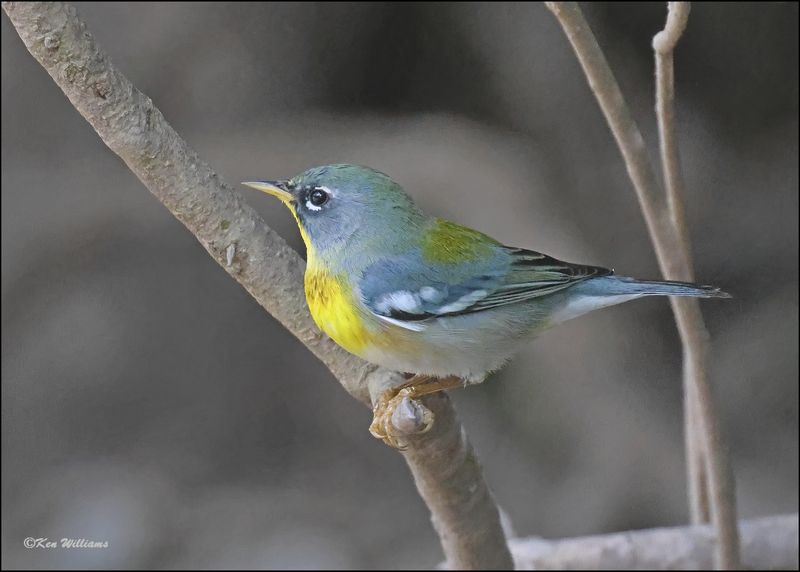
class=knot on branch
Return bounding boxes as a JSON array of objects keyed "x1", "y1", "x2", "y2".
[
  {"x1": 43, "y1": 33, "x2": 60, "y2": 50},
  {"x1": 391, "y1": 395, "x2": 435, "y2": 437}
]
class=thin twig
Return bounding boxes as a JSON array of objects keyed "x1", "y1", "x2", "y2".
[
  {"x1": 653, "y1": 3, "x2": 740, "y2": 563},
  {"x1": 653, "y1": 1, "x2": 711, "y2": 526},
  {"x1": 545, "y1": 2, "x2": 740, "y2": 568},
  {"x1": 686, "y1": 396, "x2": 711, "y2": 522},
  {"x1": 1, "y1": 3, "x2": 513, "y2": 569}
]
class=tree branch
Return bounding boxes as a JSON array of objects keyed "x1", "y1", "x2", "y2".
[
  {"x1": 545, "y1": 2, "x2": 740, "y2": 568},
  {"x1": 509, "y1": 514, "x2": 797, "y2": 570},
  {"x1": 1, "y1": 2, "x2": 512, "y2": 569}
]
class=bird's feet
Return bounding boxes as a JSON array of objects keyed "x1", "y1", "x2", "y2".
[
  {"x1": 368, "y1": 375, "x2": 462, "y2": 449},
  {"x1": 369, "y1": 385, "x2": 435, "y2": 449}
]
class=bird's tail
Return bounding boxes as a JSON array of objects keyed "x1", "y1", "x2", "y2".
[
  {"x1": 549, "y1": 275, "x2": 730, "y2": 324},
  {"x1": 586, "y1": 276, "x2": 732, "y2": 299}
]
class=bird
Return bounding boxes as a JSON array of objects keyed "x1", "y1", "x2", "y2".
[{"x1": 243, "y1": 164, "x2": 729, "y2": 448}]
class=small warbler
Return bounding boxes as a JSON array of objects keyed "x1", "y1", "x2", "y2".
[{"x1": 244, "y1": 164, "x2": 728, "y2": 447}]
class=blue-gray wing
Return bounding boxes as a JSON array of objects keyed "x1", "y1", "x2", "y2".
[{"x1": 359, "y1": 246, "x2": 611, "y2": 328}]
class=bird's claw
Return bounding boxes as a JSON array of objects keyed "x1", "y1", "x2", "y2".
[{"x1": 369, "y1": 387, "x2": 435, "y2": 450}]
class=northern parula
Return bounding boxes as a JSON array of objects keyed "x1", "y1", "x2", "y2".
[{"x1": 244, "y1": 164, "x2": 728, "y2": 447}]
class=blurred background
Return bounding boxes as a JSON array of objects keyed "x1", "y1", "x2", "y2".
[{"x1": 2, "y1": 2, "x2": 797, "y2": 569}]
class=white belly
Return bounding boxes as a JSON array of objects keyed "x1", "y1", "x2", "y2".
[{"x1": 360, "y1": 300, "x2": 553, "y2": 383}]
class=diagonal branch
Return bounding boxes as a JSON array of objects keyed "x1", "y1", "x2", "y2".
[
  {"x1": 545, "y1": 2, "x2": 740, "y2": 568},
  {"x1": 1, "y1": 2, "x2": 513, "y2": 569}
]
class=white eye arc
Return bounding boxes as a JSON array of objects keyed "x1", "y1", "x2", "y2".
[{"x1": 305, "y1": 186, "x2": 331, "y2": 211}]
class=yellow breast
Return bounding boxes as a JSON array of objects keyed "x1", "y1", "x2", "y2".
[
  {"x1": 305, "y1": 266, "x2": 372, "y2": 356},
  {"x1": 295, "y1": 209, "x2": 402, "y2": 357},
  {"x1": 287, "y1": 206, "x2": 370, "y2": 355}
]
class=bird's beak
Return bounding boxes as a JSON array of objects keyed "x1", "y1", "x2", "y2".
[{"x1": 241, "y1": 180, "x2": 293, "y2": 204}]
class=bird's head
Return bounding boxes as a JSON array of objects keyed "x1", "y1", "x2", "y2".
[{"x1": 243, "y1": 164, "x2": 423, "y2": 255}]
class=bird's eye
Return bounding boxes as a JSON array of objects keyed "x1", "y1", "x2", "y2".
[{"x1": 309, "y1": 188, "x2": 329, "y2": 208}]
